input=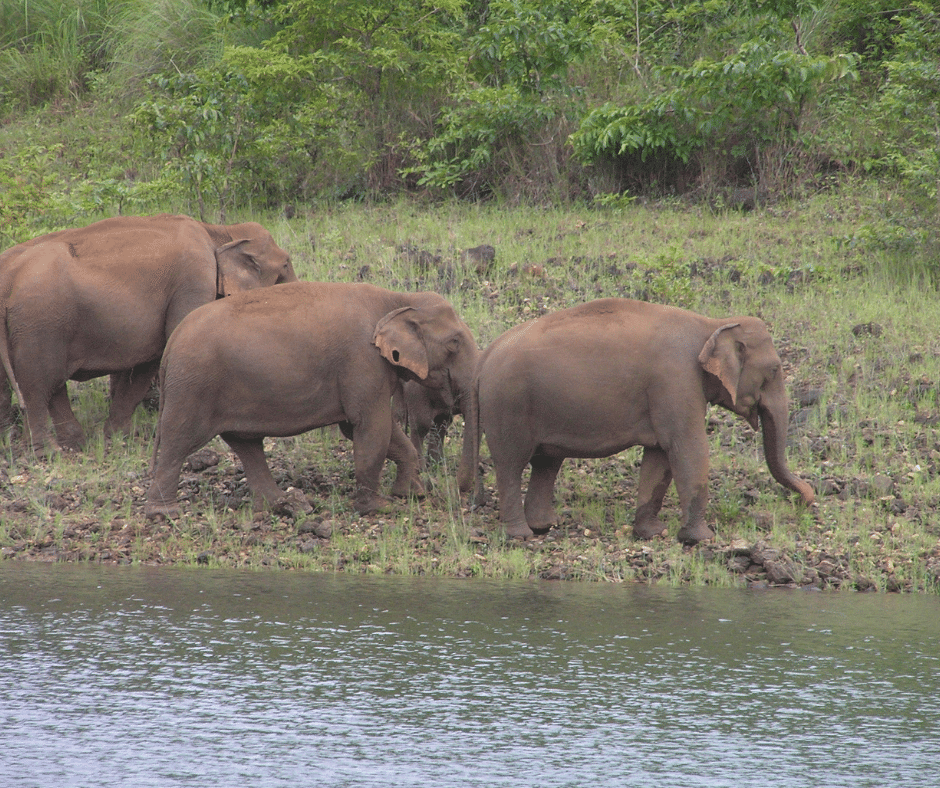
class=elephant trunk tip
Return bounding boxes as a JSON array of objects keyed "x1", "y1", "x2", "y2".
[
  {"x1": 796, "y1": 478, "x2": 816, "y2": 507},
  {"x1": 772, "y1": 466, "x2": 815, "y2": 507}
]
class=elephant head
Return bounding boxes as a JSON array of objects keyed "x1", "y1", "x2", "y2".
[
  {"x1": 373, "y1": 298, "x2": 479, "y2": 460},
  {"x1": 205, "y1": 222, "x2": 297, "y2": 296},
  {"x1": 699, "y1": 318, "x2": 815, "y2": 506}
]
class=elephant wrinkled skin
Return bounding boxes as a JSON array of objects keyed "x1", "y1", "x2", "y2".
[
  {"x1": 459, "y1": 298, "x2": 815, "y2": 544},
  {"x1": 145, "y1": 282, "x2": 478, "y2": 519},
  {"x1": 0, "y1": 214, "x2": 296, "y2": 453}
]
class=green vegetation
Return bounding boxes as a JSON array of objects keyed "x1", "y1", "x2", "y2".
[
  {"x1": 1, "y1": 1, "x2": 938, "y2": 230},
  {"x1": 1, "y1": 195, "x2": 940, "y2": 593},
  {"x1": 1, "y1": 1, "x2": 940, "y2": 591}
]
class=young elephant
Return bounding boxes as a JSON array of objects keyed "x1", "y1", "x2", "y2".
[
  {"x1": 146, "y1": 282, "x2": 478, "y2": 519},
  {"x1": 0, "y1": 214, "x2": 296, "y2": 454},
  {"x1": 459, "y1": 298, "x2": 815, "y2": 544},
  {"x1": 395, "y1": 379, "x2": 468, "y2": 470}
]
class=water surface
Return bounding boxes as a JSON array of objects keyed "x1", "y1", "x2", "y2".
[{"x1": 1, "y1": 563, "x2": 938, "y2": 787}]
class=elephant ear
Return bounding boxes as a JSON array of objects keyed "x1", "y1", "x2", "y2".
[
  {"x1": 698, "y1": 323, "x2": 744, "y2": 407},
  {"x1": 373, "y1": 306, "x2": 429, "y2": 380},
  {"x1": 215, "y1": 238, "x2": 261, "y2": 296}
]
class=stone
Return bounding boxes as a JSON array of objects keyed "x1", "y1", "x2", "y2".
[{"x1": 765, "y1": 558, "x2": 803, "y2": 585}]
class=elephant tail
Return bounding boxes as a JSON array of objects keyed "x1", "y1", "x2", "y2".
[
  {"x1": 148, "y1": 362, "x2": 166, "y2": 475},
  {"x1": 0, "y1": 303, "x2": 24, "y2": 409}
]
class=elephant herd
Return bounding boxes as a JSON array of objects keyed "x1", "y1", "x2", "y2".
[{"x1": 0, "y1": 214, "x2": 815, "y2": 546}]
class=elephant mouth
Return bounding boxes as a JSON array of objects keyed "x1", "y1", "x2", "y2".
[{"x1": 746, "y1": 407, "x2": 760, "y2": 431}]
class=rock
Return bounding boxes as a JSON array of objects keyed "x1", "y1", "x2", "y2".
[
  {"x1": 461, "y1": 244, "x2": 496, "y2": 275},
  {"x1": 871, "y1": 474, "x2": 894, "y2": 496},
  {"x1": 851, "y1": 321, "x2": 883, "y2": 337},
  {"x1": 185, "y1": 449, "x2": 220, "y2": 472},
  {"x1": 298, "y1": 518, "x2": 334, "y2": 539},
  {"x1": 272, "y1": 488, "x2": 313, "y2": 519},
  {"x1": 854, "y1": 575, "x2": 876, "y2": 591},
  {"x1": 750, "y1": 545, "x2": 780, "y2": 566},
  {"x1": 765, "y1": 557, "x2": 803, "y2": 585}
]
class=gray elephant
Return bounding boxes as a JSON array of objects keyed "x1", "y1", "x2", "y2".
[
  {"x1": 0, "y1": 214, "x2": 297, "y2": 453},
  {"x1": 459, "y1": 298, "x2": 815, "y2": 544},
  {"x1": 145, "y1": 281, "x2": 478, "y2": 519}
]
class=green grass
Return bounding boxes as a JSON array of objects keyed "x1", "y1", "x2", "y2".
[{"x1": 1, "y1": 187, "x2": 940, "y2": 591}]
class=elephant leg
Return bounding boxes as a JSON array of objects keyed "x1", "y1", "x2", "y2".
[
  {"x1": 0, "y1": 376, "x2": 15, "y2": 431},
  {"x1": 388, "y1": 420, "x2": 425, "y2": 499},
  {"x1": 493, "y1": 447, "x2": 535, "y2": 540},
  {"x1": 20, "y1": 378, "x2": 78, "y2": 455},
  {"x1": 106, "y1": 361, "x2": 159, "y2": 437},
  {"x1": 409, "y1": 422, "x2": 429, "y2": 471},
  {"x1": 633, "y1": 446, "x2": 673, "y2": 540},
  {"x1": 524, "y1": 454, "x2": 564, "y2": 533},
  {"x1": 350, "y1": 411, "x2": 395, "y2": 514},
  {"x1": 425, "y1": 415, "x2": 452, "y2": 466},
  {"x1": 146, "y1": 412, "x2": 217, "y2": 519},
  {"x1": 48, "y1": 384, "x2": 85, "y2": 450},
  {"x1": 20, "y1": 391, "x2": 56, "y2": 455},
  {"x1": 669, "y1": 437, "x2": 714, "y2": 546},
  {"x1": 222, "y1": 435, "x2": 287, "y2": 512}
]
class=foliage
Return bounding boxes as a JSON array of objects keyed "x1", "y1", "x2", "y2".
[
  {"x1": 0, "y1": 143, "x2": 65, "y2": 244},
  {"x1": 0, "y1": 0, "x2": 113, "y2": 109},
  {"x1": 251, "y1": 0, "x2": 467, "y2": 197},
  {"x1": 870, "y1": 3, "x2": 940, "y2": 212},
  {"x1": 2, "y1": 0, "x2": 940, "y2": 215},
  {"x1": 131, "y1": 66, "x2": 306, "y2": 220},
  {"x1": 411, "y1": 0, "x2": 593, "y2": 197},
  {"x1": 105, "y1": 0, "x2": 227, "y2": 92},
  {"x1": 570, "y1": 37, "x2": 858, "y2": 193}
]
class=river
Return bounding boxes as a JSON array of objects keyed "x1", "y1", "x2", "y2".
[{"x1": 1, "y1": 563, "x2": 938, "y2": 787}]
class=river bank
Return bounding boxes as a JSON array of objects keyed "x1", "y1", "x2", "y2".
[{"x1": 2, "y1": 198, "x2": 940, "y2": 592}]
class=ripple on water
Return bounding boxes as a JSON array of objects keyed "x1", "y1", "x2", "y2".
[{"x1": 1, "y1": 564, "x2": 938, "y2": 788}]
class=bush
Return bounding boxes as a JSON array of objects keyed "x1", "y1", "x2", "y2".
[{"x1": 570, "y1": 39, "x2": 858, "y2": 197}]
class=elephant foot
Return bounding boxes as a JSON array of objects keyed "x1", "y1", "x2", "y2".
[
  {"x1": 390, "y1": 473, "x2": 426, "y2": 500},
  {"x1": 527, "y1": 518, "x2": 556, "y2": 535},
  {"x1": 53, "y1": 426, "x2": 85, "y2": 452},
  {"x1": 145, "y1": 501, "x2": 180, "y2": 521},
  {"x1": 676, "y1": 522, "x2": 715, "y2": 546},
  {"x1": 504, "y1": 519, "x2": 535, "y2": 541},
  {"x1": 633, "y1": 517, "x2": 668, "y2": 541},
  {"x1": 353, "y1": 489, "x2": 395, "y2": 515},
  {"x1": 271, "y1": 488, "x2": 314, "y2": 520}
]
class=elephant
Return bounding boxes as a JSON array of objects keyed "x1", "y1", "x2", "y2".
[
  {"x1": 458, "y1": 298, "x2": 815, "y2": 544},
  {"x1": 0, "y1": 214, "x2": 297, "y2": 454},
  {"x1": 395, "y1": 378, "x2": 468, "y2": 470},
  {"x1": 145, "y1": 281, "x2": 478, "y2": 519}
]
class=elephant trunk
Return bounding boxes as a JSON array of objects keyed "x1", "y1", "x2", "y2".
[
  {"x1": 759, "y1": 401, "x2": 815, "y2": 505},
  {"x1": 456, "y1": 371, "x2": 480, "y2": 498}
]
